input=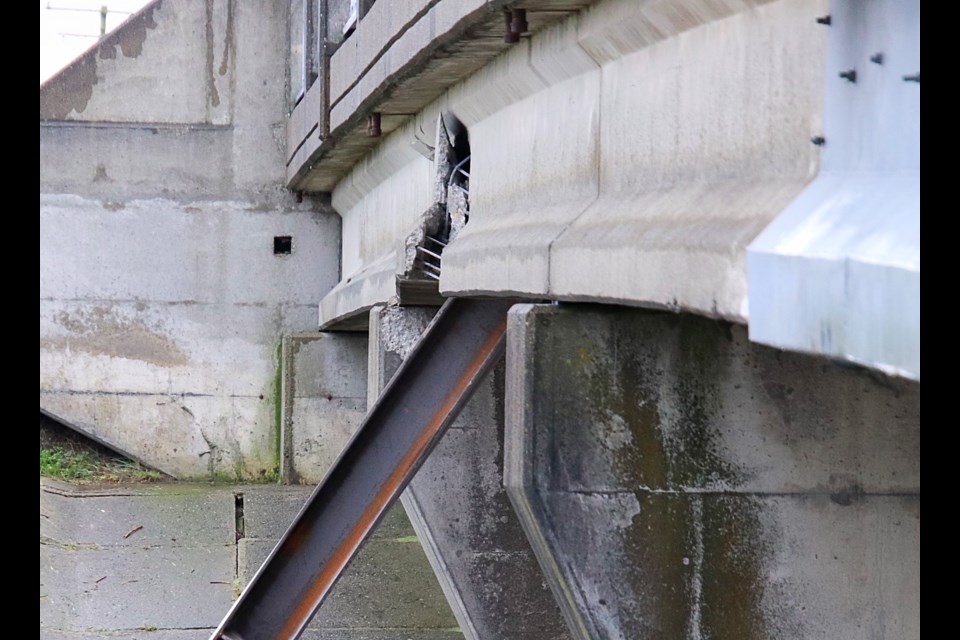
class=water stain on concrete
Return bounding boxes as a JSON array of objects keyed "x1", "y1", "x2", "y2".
[
  {"x1": 39, "y1": 2, "x2": 161, "y2": 119},
  {"x1": 50, "y1": 306, "x2": 188, "y2": 367},
  {"x1": 205, "y1": 0, "x2": 221, "y2": 108}
]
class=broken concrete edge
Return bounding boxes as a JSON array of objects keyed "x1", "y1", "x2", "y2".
[
  {"x1": 503, "y1": 304, "x2": 594, "y2": 640},
  {"x1": 40, "y1": 406, "x2": 166, "y2": 476}
]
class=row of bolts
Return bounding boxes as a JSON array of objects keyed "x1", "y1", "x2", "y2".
[{"x1": 811, "y1": 14, "x2": 920, "y2": 147}]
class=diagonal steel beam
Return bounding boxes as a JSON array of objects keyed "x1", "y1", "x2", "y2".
[{"x1": 211, "y1": 297, "x2": 516, "y2": 640}]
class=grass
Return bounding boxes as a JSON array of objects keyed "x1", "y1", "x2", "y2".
[
  {"x1": 40, "y1": 416, "x2": 168, "y2": 484},
  {"x1": 40, "y1": 446, "x2": 163, "y2": 483}
]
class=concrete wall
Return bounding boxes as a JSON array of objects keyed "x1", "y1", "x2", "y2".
[
  {"x1": 40, "y1": 0, "x2": 343, "y2": 479},
  {"x1": 505, "y1": 304, "x2": 920, "y2": 639},
  {"x1": 279, "y1": 332, "x2": 368, "y2": 484},
  {"x1": 368, "y1": 305, "x2": 571, "y2": 640}
]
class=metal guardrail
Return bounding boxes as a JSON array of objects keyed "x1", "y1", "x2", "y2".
[{"x1": 211, "y1": 297, "x2": 515, "y2": 640}]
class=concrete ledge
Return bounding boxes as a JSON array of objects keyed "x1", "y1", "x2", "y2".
[{"x1": 320, "y1": 251, "x2": 399, "y2": 330}]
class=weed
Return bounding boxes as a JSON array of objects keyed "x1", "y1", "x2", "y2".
[{"x1": 39, "y1": 446, "x2": 164, "y2": 484}]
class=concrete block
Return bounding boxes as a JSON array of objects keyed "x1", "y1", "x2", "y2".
[
  {"x1": 441, "y1": 68, "x2": 601, "y2": 298},
  {"x1": 288, "y1": 396, "x2": 367, "y2": 482},
  {"x1": 337, "y1": 156, "x2": 434, "y2": 278},
  {"x1": 505, "y1": 303, "x2": 920, "y2": 639},
  {"x1": 39, "y1": 391, "x2": 277, "y2": 479},
  {"x1": 549, "y1": 0, "x2": 826, "y2": 321},
  {"x1": 40, "y1": 300, "x2": 282, "y2": 396},
  {"x1": 40, "y1": 196, "x2": 340, "y2": 306},
  {"x1": 289, "y1": 334, "x2": 369, "y2": 399},
  {"x1": 281, "y1": 332, "x2": 369, "y2": 483},
  {"x1": 40, "y1": 124, "x2": 235, "y2": 201},
  {"x1": 40, "y1": 544, "x2": 235, "y2": 630},
  {"x1": 39, "y1": 489, "x2": 235, "y2": 548}
]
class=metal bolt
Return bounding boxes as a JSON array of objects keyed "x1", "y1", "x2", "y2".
[
  {"x1": 902, "y1": 72, "x2": 920, "y2": 83},
  {"x1": 367, "y1": 112, "x2": 382, "y2": 137},
  {"x1": 510, "y1": 9, "x2": 528, "y2": 34},
  {"x1": 503, "y1": 10, "x2": 519, "y2": 43},
  {"x1": 810, "y1": 136, "x2": 826, "y2": 147},
  {"x1": 839, "y1": 69, "x2": 857, "y2": 83},
  {"x1": 816, "y1": 15, "x2": 831, "y2": 25}
]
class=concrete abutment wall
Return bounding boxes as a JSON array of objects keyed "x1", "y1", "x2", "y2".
[
  {"x1": 505, "y1": 303, "x2": 920, "y2": 639},
  {"x1": 40, "y1": 0, "x2": 343, "y2": 479}
]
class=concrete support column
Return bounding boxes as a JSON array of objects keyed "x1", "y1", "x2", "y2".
[
  {"x1": 505, "y1": 303, "x2": 920, "y2": 640},
  {"x1": 280, "y1": 331, "x2": 369, "y2": 485},
  {"x1": 368, "y1": 304, "x2": 570, "y2": 640}
]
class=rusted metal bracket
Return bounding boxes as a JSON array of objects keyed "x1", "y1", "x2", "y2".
[{"x1": 211, "y1": 297, "x2": 515, "y2": 640}]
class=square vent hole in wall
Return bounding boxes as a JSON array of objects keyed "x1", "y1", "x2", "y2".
[{"x1": 274, "y1": 236, "x2": 293, "y2": 255}]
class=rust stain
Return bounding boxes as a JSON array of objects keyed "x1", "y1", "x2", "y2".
[
  {"x1": 205, "y1": 0, "x2": 221, "y2": 108},
  {"x1": 218, "y1": 0, "x2": 234, "y2": 77},
  {"x1": 39, "y1": 1, "x2": 161, "y2": 120}
]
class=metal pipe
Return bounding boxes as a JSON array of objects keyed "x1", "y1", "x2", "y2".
[
  {"x1": 447, "y1": 155, "x2": 471, "y2": 188},
  {"x1": 416, "y1": 246, "x2": 443, "y2": 261}
]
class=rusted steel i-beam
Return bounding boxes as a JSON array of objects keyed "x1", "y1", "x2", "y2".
[{"x1": 211, "y1": 297, "x2": 515, "y2": 640}]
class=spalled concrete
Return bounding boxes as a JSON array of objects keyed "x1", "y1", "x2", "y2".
[
  {"x1": 368, "y1": 305, "x2": 570, "y2": 640},
  {"x1": 504, "y1": 303, "x2": 920, "y2": 639}
]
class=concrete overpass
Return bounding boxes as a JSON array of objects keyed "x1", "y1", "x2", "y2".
[{"x1": 41, "y1": 0, "x2": 919, "y2": 638}]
